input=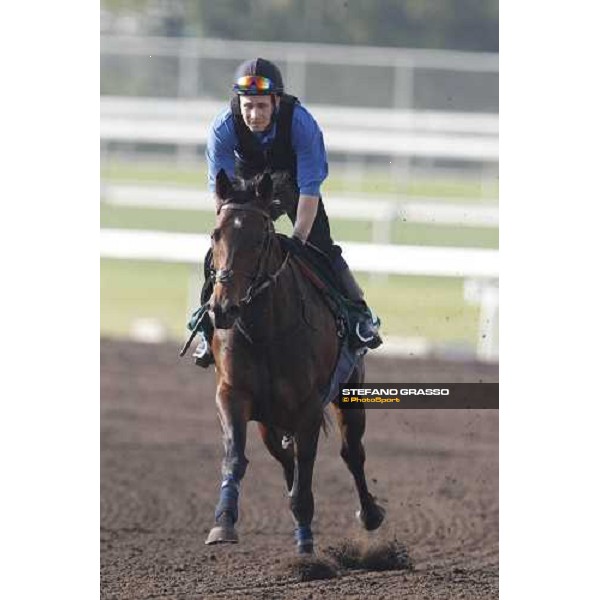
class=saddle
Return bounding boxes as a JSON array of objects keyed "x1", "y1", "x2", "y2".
[{"x1": 277, "y1": 234, "x2": 366, "y2": 346}]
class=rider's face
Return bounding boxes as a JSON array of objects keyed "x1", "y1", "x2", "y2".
[{"x1": 239, "y1": 95, "x2": 278, "y2": 132}]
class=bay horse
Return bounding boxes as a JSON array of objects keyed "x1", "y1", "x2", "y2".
[{"x1": 205, "y1": 169, "x2": 385, "y2": 554}]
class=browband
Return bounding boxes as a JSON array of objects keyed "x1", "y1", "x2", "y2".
[{"x1": 218, "y1": 202, "x2": 271, "y2": 219}]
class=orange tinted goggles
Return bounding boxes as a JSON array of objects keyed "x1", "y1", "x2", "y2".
[{"x1": 233, "y1": 75, "x2": 275, "y2": 94}]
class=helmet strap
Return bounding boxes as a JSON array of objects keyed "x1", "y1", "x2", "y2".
[{"x1": 269, "y1": 94, "x2": 279, "y2": 129}]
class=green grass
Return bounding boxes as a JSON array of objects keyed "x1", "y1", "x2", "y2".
[
  {"x1": 101, "y1": 160, "x2": 499, "y2": 202},
  {"x1": 101, "y1": 203, "x2": 498, "y2": 249},
  {"x1": 356, "y1": 273, "x2": 479, "y2": 344},
  {"x1": 101, "y1": 259, "x2": 192, "y2": 339},
  {"x1": 101, "y1": 203, "x2": 217, "y2": 234},
  {"x1": 324, "y1": 173, "x2": 498, "y2": 200},
  {"x1": 101, "y1": 259, "x2": 479, "y2": 345},
  {"x1": 102, "y1": 162, "x2": 206, "y2": 188}
]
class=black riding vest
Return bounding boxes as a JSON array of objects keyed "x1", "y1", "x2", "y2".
[{"x1": 230, "y1": 94, "x2": 298, "y2": 181}]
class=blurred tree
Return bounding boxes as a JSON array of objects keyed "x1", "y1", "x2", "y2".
[
  {"x1": 102, "y1": 0, "x2": 152, "y2": 11},
  {"x1": 101, "y1": 0, "x2": 498, "y2": 52}
]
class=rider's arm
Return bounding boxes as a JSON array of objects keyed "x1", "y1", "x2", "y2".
[
  {"x1": 206, "y1": 109, "x2": 237, "y2": 199},
  {"x1": 290, "y1": 107, "x2": 328, "y2": 241},
  {"x1": 292, "y1": 195, "x2": 319, "y2": 242}
]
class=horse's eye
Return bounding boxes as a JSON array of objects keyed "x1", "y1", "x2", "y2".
[{"x1": 211, "y1": 229, "x2": 221, "y2": 242}]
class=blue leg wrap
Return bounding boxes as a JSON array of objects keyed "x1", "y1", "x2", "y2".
[
  {"x1": 294, "y1": 525, "x2": 313, "y2": 547},
  {"x1": 215, "y1": 476, "x2": 240, "y2": 523}
]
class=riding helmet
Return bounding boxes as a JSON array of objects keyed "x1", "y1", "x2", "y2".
[{"x1": 232, "y1": 58, "x2": 285, "y2": 96}]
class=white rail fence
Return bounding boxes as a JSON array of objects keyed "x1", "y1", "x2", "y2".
[
  {"x1": 101, "y1": 183, "x2": 499, "y2": 246},
  {"x1": 100, "y1": 228, "x2": 499, "y2": 361},
  {"x1": 100, "y1": 36, "x2": 498, "y2": 113},
  {"x1": 100, "y1": 97, "x2": 499, "y2": 164}
]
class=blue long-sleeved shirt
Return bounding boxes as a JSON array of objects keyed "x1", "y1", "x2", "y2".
[{"x1": 206, "y1": 102, "x2": 328, "y2": 197}]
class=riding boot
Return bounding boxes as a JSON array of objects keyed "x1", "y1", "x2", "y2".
[
  {"x1": 338, "y1": 267, "x2": 382, "y2": 350},
  {"x1": 338, "y1": 266, "x2": 366, "y2": 303},
  {"x1": 192, "y1": 272, "x2": 216, "y2": 368}
]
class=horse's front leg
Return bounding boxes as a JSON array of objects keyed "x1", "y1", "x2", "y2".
[
  {"x1": 290, "y1": 419, "x2": 320, "y2": 555},
  {"x1": 206, "y1": 383, "x2": 251, "y2": 545}
]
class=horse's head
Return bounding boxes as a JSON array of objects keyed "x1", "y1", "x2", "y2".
[{"x1": 209, "y1": 169, "x2": 275, "y2": 329}]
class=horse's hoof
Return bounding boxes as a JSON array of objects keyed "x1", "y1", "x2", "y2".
[
  {"x1": 297, "y1": 541, "x2": 314, "y2": 555},
  {"x1": 205, "y1": 525, "x2": 239, "y2": 545},
  {"x1": 356, "y1": 503, "x2": 386, "y2": 531}
]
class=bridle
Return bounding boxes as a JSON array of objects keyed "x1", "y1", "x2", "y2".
[
  {"x1": 212, "y1": 202, "x2": 290, "y2": 306},
  {"x1": 178, "y1": 200, "x2": 293, "y2": 357}
]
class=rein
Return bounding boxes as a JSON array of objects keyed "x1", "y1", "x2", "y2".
[{"x1": 233, "y1": 253, "x2": 309, "y2": 346}]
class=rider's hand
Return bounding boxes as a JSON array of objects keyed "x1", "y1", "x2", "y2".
[
  {"x1": 292, "y1": 234, "x2": 306, "y2": 246},
  {"x1": 289, "y1": 235, "x2": 306, "y2": 254}
]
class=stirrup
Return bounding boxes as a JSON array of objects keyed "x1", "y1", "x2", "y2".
[
  {"x1": 355, "y1": 308, "x2": 380, "y2": 340},
  {"x1": 355, "y1": 321, "x2": 375, "y2": 343},
  {"x1": 192, "y1": 331, "x2": 214, "y2": 368},
  {"x1": 355, "y1": 309, "x2": 382, "y2": 349}
]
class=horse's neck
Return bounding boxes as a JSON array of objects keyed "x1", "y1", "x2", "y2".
[{"x1": 264, "y1": 239, "x2": 303, "y2": 326}]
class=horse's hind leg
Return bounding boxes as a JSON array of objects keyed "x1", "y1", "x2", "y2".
[
  {"x1": 257, "y1": 423, "x2": 295, "y2": 493},
  {"x1": 332, "y1": 401, "x2": 386, "y2": 531}
]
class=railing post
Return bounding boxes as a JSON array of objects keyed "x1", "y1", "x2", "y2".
[
  {"x1": 177, "y1": 39, "x2": 198, "y2": 98},
  {"x1": 286, "y1": 53, "x2": 307, "y2": 101},
  {"x1": 393, "y1": 60, "x2": 414, "y2": 110},
  {"x1": 477, "y1": 280, "x2": 499, "y2": 362},
  {"x1": 465, "y1": 278, "x2": 499, "y2": 362},
  {"x1": 370, "y1": 206, "x2": 396, "y2": 284},
  {"x1": 176, "y1": 39, "x2": 198, "y2": 165},
  {"x1": 392, "y1": 61, "x2": 414, "y2": 184}
]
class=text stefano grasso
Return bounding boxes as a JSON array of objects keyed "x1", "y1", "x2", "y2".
[{"x1": 342, "y1": 388, "x2": 450, "y2": 396}]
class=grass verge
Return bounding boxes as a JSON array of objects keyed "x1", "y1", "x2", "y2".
[{"x1": 100, "y1": 259, "x2": 480, "y2": 346}]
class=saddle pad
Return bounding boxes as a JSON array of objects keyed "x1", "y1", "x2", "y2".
[{"x1": 320, "y1": 341, "x2": 364, "y2": 408}]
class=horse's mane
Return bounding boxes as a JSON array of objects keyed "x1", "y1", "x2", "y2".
[
  {"x1": 270, "y1": 171, "x2": 299, "y2": 209},
  {"x1": 224, "y1": 171, "x2": 299, "y2": 220}
]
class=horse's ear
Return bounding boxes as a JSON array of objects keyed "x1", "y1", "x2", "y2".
[
  {"x1": 215, "y1": 169, "x2": 233, "y2": 200},
  {"x1": 256, "y1": 172, "x2": 273, "y2": 203}
]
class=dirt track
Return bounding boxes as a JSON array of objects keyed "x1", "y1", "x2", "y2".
[{"x1": 101, "y1": 339, "x2": 498, "y2": 599}]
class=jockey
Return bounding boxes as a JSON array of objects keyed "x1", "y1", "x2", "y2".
[{"x1": 193, "y1": 57, "x2": 381, "y2": 367}]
